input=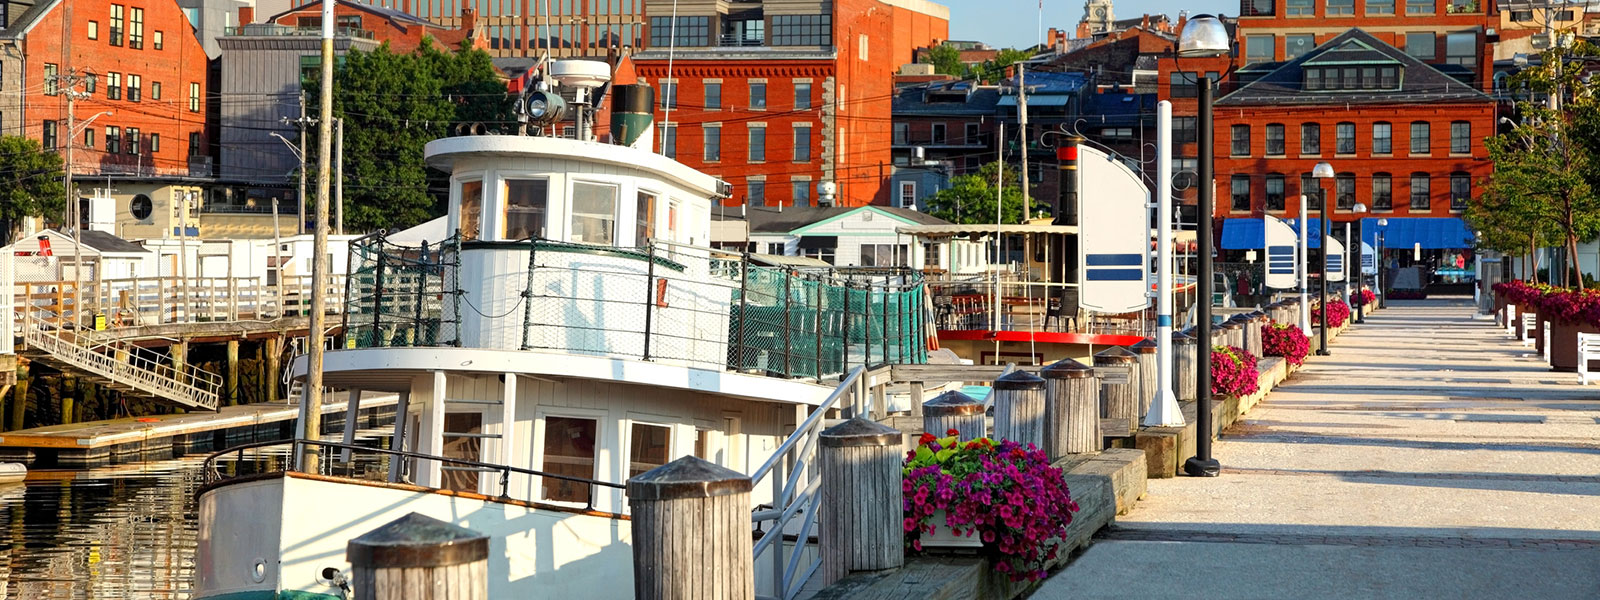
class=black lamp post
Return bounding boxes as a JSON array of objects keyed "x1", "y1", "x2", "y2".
[
  {"x1": 1312, "y1": 161, "x2": 1333, "y2": 356},
  {"x1": 1177, "y1": 14, "x2": 1228, "y2": 478}
]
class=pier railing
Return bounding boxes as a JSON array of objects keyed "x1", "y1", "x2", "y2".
[
  {"x1": 13, "y1": 274, "x2": 347, "y2": 331},
  {"x1": 20, "y1": 308, "x2": 222, "y2": 410},
  {"x1": 928, "y1": 277, "x2": 1197, "y2": 338}
]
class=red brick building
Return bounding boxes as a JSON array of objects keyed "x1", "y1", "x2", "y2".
[
  {"x1": 1, "y1": 0, "x2": 211, "y2": 178},
  {"x1": 266, "y1": 1, "x2": 488, "y2": 54},
  {"x1": 634, "y1": 0, "x2": 949, "y2": 208}
]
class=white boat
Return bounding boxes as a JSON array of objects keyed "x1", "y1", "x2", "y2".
[
  {"x1": 0, "y1": 463, "x2": 25, "y2": 484},
  {"x1": 195, "y1": 60, "x2": 927, "y2": 600}
]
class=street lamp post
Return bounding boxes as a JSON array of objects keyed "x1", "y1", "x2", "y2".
[
  {"x1": 1352, "y1": 203, "x2": 1368, "y2": 324},
  {"x1": 1177, "y1": 14, "x2": 1229, "y2": 478},
  {"x1": 1312, "y1": 162, "x2": 1334, "y2": 356}
]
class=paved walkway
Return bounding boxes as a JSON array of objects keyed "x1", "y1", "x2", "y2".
[{"x1": 1035, "y1": 297, "x2": 1600, "y2": 599}]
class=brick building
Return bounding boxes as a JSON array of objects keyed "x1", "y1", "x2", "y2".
[
  {"x1": 285, "y1": 0, "x2": 644, "y2": 58},
  {"x1": 0, "y1": 0, "x2": 211, "y2": 178},
  {"x1": 634, "y1": 0, "x2": 948, "y2": 208},
  {"x1": 266, "y1": 1, "x2": 488, "y2": 54}
]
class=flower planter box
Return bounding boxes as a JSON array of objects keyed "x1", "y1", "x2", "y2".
[
  {"x1": 1548, "y1": 319, "x2": 1600, "y2": 372},
  {"x1": 920, "y1": 510, "x2": 983, "y2": 549}
]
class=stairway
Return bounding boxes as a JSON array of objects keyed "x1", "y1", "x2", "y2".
[{"x1": 20, "y1": 310, "x2": 221, "y2": 411}]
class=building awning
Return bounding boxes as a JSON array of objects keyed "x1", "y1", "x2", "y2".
[
  {"x1": 1220, "y1": 217, "x2": 1474, "y2": 250},
  {"x1": 797, "y1": 236, "x2": 838, "y2": 250}
]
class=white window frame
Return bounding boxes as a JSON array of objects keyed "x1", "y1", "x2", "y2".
[
  {"x1": 497, "y1": 173, "x2": 553, "y2": 242},
  {"x1": 623, "y1": 413, "x2": 695, "y2": 481},
  {"x1": 899, "y1": 181, "x2": 917, "y2": 208},
  {"x1": 567, "y1": 176, "x2": 627, "y2": 246},
  {"x1": 450, "y1": 172, "x2": 487, "y2": 241}
]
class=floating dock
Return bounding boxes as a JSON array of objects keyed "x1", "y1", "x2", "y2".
[{"x1": 0, "y1": 393, "x2": 398, "y2": 468}]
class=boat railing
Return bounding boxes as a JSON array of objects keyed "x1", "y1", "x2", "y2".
[
  {"x1": 200, "y1": 438, "x2": 626, "y2": 513},
  {"x1": 750, "y1": 365, "x2": 867, "y2": 600},
  {"x1": 928, "y1": 277, "x2": 1194, "y2": 338}
]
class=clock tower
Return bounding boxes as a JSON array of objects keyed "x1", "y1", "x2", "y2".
[{"x1": 1082, "y1": 0, "x2": 1114, "y2": 35}]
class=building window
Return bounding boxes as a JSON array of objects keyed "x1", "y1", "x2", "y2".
[
  {"x1": 766, "y1": 242, "x2": 786, "y2": 255},
  {"x1": 188, "y1": 82, "x2": 199, "y2": 112},
  {"x1": 1367, "y1": 0, "x2": 1395, "y2": 13},
  {"x1": 703, "y1": 82, "x2": 719, "y2": 109},
  {"x1": 795, "y1": 82, "x2": 811, "y2": 110},
  {"x1": 1372, "y1": 173, "x2": 1393, "y2": 210},
  {"x1": 1373, "y1": 122, "x2": 1392, "y2": 154},
  {"x1": 1450, "y1": 121, "x2": 1470, "y2": 153},
  {"x1": 747, "y1": 180, "x2": 765, "y2": 205},
  {"x1": 1510, "y1": 10, "x2": 1533, "y2": 21},
  {"x1": 634, "y1": 190, "x2": 656, "y2": 243},
  {"x1": 1410, "y1": 173, "x2": 1430, "y2": 210},
  {"x1": 660, "y1": 81, "x2": 676, "y2": 109},
  {"x1": 1231, "y1": 124, "x2": 1250, "y2": 156},
  {"x1": 153, "y1": 30, "x2": 163, "y2": 50},
  {"x1": 1266, "y1": 123, "x2": 1285, "y2": 156},
  {"x1": 1406, "y1": 0, "x2": 1434, "y2": 14},
  {"x1": 1379, "y1": 66, "x2": 1398, "y2": 88},
  {"x1": 1301, "y1": 122, "x2": 1320, "y2": 154},
  {"x1": 771, "y1": 15, "x2": 831, "y2": 46},
  {"x1": 570, "y1": 181, "x2": 618, "y2": 245},
  {"x1": 1326, "y1": 0, "x2": 1354, "y2": 15},
  {"x1": 1405, "y1": 32, "x2": 1435, "y2": 59},
  {"x1": 43, "y1": 63, "x2": 58, "y2": 95},
  {"x1": 1553, "y1": 9, "x2": 1575, "y2": 20},
  {"x1": 1287, "y1": 0, "x2": 1315, "y2": 15},
  {"x1": 129, "y1": 7, "x2": 144, "y2": 49},
  {"x1": 965, "y1": 122, "x2": 980, "y2": 145},
  {"x1": 802, "y1": 246, "x2": 836, "y2": 264},
  {"x1": 106, "y1": 72, "x2": 121, "y2": 100},
  {"x1": 922, "y1": 242, "x2": 941, "y2": 269},
  {"x1": 189, "y1": 132, "x2": 202, "y2": 156},
  {"x1": 1451, "y1": 172, "x2": 1471, "y2": 210},
  {"x1": 1169, "y1": 71, "x2": 1197, "y2": 98},
  {"x1": 502, "y1": 179, "x2": 549, "y2": 240},
  {"x1": 540, "y1": 416, "x2": 598, "y2": 504},
  {"x1": 1301, "y1": 172, "x2": 1318, "y2": 200},
  {"x1": 1286, "y1": 34, "x2": 1315, "y2": 59},
  {"x1": 83, "y1": 127, "x2": 94, "y2": 148},
  {"x1": 88, "y1": 21, "x2": 99, "y2": 40},
  {"x1": 84, "y1": 74, "x2": 95, "y2": 94},
  {"x1": 899, "y1": 181, "x2": 917, "y2": 208},
  {"x1": 648, "y1": 16, "x2": 710, "y2": 47},
  {"x1": 749, "y1": 82, "x2": 766, "y2": 110},
  {"x1": 794, "y1": 125, "x2": 812, "y2": 162},
  {"x1": 1336, "y1": 122, "x2": 1355, "y2": 154},
  {"x1": 110, "y1": 5, "x2": 124, "y2": 46},
  {"x1": 127, "y1": 127, "x2": 141, "y2": 155},
  {"x1": 106, "y1": 126, "x2": 122, "y2": 154},
  {"x1": 931, "y1": 123, "x2": 947, "y2": 144},
  {"x1": 128, "y1": 74, "x2": 141, "y2": 102},
  {"x1": 893, "y1": 123, "x2": 908, "y2": 145},
  {"x1": 1100, "y1": 127, "x2": 1134, "y2": 141},
  {"x1": 660, "y1": 123, "x2": 676, "y2": 159},
  {"x1": 1231, "y1": 176, "x2": 1251, "y2": 212},
  {"x1": 860, "y1": 244, "x2": 908, "y2": 267},
  {"x1": 1335, "y1": 172, "x2": 1355, "y2": 210},
  {"x1": 42, "y1": 120, "x2": 56, "y2": 150},
  {"x1": 1410, "y1": 121, "x2": 1429, "y2": 154},
  {"x1": 1445, "y1": 32, "x2": 1476, "y2": 66},
  {"x1": 150, "y1": 133, "x2": 159, "y2": 153},
  {"x1": 749, "y1": 125, "x2": 766, "y2": 162},
  {"x1": 1266, "y1": 174, "x2": 1286, "y2": 211},
  {"x1": 151, "y1": 81, "x2": 161, "y2": 100},
  {"x1": 703, "y1": 124, "x2": 721, "y2": 161},
  {"x1": 793, "y1": 180, "x2": 811, "y2": 206},
  {"x1": 1246, "y1": 35, "x2": 1274, "y2": 62}
]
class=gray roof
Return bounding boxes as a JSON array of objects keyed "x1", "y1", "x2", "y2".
[
  {"x1": 892, "y1": 83, "x2": 1003, "y2": 116},
  {"x1": 1217, "y1": 29, "x2": 1491, "y2": 106},
  {"x1": 0, "y1": 0, "x2": 60, "y2": 39},
  {"x1": 714, "y1": 205, "x2": 950, "y2": 234},
  {"x1": 78, "y1": 230, "x2": 149, "y2": 254},
  {"x1": 269, "y1": 0, "x2": 442, "y2": 28}
]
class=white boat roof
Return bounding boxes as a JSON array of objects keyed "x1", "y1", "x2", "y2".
[{"x1": 424, "y1": 135, "x2": 726, "y2": 199}]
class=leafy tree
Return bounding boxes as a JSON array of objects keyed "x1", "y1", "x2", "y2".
[
  {"x1": 920, "y1": 44, "x2": 965, "y2": 77},
  {"x1": 305, "y1": 39, "x2": 511, "y2": 232},
  {"x1": 970, "y1": 48, "x2": 1032, "y2": 83},
  {"x1": 924, "y1": 161, "x2": 1047, "y2": 224},
  {"x1": 0, "y1": 136, "x2": 66, "y2": 245}
]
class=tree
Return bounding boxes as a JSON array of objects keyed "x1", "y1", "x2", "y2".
[
  {"x1": 970, "y1": 48, "x2": 1032, "y2": 83},
  {"x1": 305, "y1": 39, "x2": 511, "y2": 232},
  {"x1": 921, "y1": 44, "x2": 965, "y2": 77},
  {"x1": 0, "y1": 136, "x2": 66, "y2": 245},
  {"x1": 923, "y1": 161, "x2": 1045, "y2": 224}
]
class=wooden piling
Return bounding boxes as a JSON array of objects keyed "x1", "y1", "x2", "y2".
[
  {"x1": 9, "y1": 363, "x2": 29, "y2": 431},
  {"x1": 922, "y1": 390, "x2": 985, "y2": 442},
  {"x1": 628, "y1": 456, "x2": 754, "y2": 600},
  {"x1": 227, "y1": 339, "x2": 240, "y2": 407},
  {"x1": 266, "y1": 336, "x2": 281, "y2": 404},
  {"x1": 1174, "y1": 330, "x2": 1196, "y2": 402},
  {"x1": 348, "y1": 512, "x2": 489, "y2": 600},
  {"x1": 1040, "y1": 357, "x2": 1100, "y2": 458},
  {"x1": 62, "y1": 376, "x2": 76, "y2": 425},
  {"x1": 1095, "y1": 347, "x2": 1138, "y2": 436},
  {"x1": 991, "y1": 370, "x2": 1046, "y2": 449},
  {"x1": 1131, "y1": 338, "x2": 1157, "y2": 419},
  {"x1": 819, "y1": 417, "x2": 903, "y2": 586}
]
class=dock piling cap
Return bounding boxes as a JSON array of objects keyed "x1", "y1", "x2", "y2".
[
  {"x1": 820, "y1": 417, "x2": 902, "y2": 448},
  {"x1": 1094, "y1": 346, "x2": 1136, "y2": 363},
  {"x1": 1172, "y1": 329, "x2": 1195, "y2": 344},
  {"x1": 993, "y1": 369, "x2": 1045, "y2": 390},
  {"x1": 1040, "y1": 357, "x2": 1094, "y2": 379},
  {"x1": 628, "y1": 455, "x2": 752, "y2": 500},
  {"x1": 1131, "y1": 337, "x2": 1158, "y2": 354},
  {"x1": 347, "y1": 512, "x2": 489, "y2": 569},
  {"x1": 923, "y1": 390, "x2": 985, "y2": 416}
]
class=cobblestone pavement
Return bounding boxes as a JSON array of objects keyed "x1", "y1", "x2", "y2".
[{"x1": 1035, "y1": 297, "x2": 1600, "y2": 599}]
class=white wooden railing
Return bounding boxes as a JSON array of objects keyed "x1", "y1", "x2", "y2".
[
  {"x1": 13, "y1": 275, "x2": 346, "y2": 332},
  {"x1": 20, "y1": 309, "x2": 221, "y2": 411},
  {"x1": 1578, "y1": 333, "x2": 1600, "y2": 386}
]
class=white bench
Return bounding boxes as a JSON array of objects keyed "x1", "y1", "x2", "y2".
[
  {"x1": 1579, "y1": 332, "x2": 1600, "y2": 385},
  {"x1": 1543, "y1": 320, "x2": 1552, "y2": 364},
  {"x1": 1505, "y1": 304, "x2": 1518, "y2": 338},
  {"x1": 1521, "y1": 313, "x2": 1537, "y2": 347}
]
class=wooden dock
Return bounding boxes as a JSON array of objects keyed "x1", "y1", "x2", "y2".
[{"x1": 0, "y1": 392, "x2": 397, "y2": 468}]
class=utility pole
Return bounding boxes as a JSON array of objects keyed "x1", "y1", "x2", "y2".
[
  {"x1": 335, "y1": 117, "x2": 344, "y2": 235},
  {"x1": 296, "y1": 92, "x2": 309, "y2": 235},
  {"x1": 1018, "y1": 64, "x2": 1030, "y2": 220},
  {"x1": 300, "y1": 0, "x2": 335, "y2": 473}
]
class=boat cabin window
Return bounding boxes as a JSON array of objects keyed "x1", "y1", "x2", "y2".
[
  {"x1": 504, "y1": 178, "x2": 549, "y2": 241},
  {"x1": 459, "y1": 179, "x2": 483, "y2": 241},
  {"x1": 441, "y1": 412, "x2": 484, "y2": 492},
  {"x1": 540, "y1": 416, "x2": 599, "y2": 503},
  {"x1": 571, "y1": 181, "x2": 619, "y2": 245},
  {"x1": 628, "y1": 422, "x2": 672, "y2": 478},
  {"x1": 636, "y1": 190, "x2": 657, "y2": 245}
]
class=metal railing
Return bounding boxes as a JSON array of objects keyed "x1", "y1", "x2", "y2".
[
  {"x1": 202, "y1": 438, "x2": 626, "y2": 513},
  {"x1": 21, "y1": 308, "x2": 222, "y2": 410},
  {"x1": 751, "y1": 366, "x2": 865, "y2": 600}
]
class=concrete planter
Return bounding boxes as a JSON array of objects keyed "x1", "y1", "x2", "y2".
[{"x1": 1547, "y1": 318, "x2": 1600, "y2": 372}]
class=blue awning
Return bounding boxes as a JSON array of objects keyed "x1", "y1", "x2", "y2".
[{"x1": 1220, "y1": 217, "x2": 1474, "y2": 250}]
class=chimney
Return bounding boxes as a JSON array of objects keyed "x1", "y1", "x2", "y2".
[
  {"x1": 460, "y1": 8, "x2": 477, "y2": 32},
  {"x1": 239, "y1": 6, "x2": 254, "y2": 25},
  {"x1": 1142, "y1": 14, "x2": 1150, "y2": 28}
]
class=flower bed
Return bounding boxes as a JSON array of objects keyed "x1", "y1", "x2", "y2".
[
  {"x1": 1349, "y1": 289, "x2": 1376, "y2": 309},
  {"x1": 1211, "y1": 345, "x2": 1261, "y2": 397},
  {"x1": 1261, "y1": 322, "x2": 1310, "y2": 366},
  {"x1": 1311, "y1": 299, "x2": 1351, "y2": 328},
  {"x1": 1386, "y1": 289, "x2": 1427, "y2": 300},
  {"x1": 903, "y1": 431, "x2": 1079, "y2": 582}
]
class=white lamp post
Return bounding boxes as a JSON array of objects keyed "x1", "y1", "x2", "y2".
[{"x1": 1145, "y1": 101, "x2": 1183, "y2": 428}]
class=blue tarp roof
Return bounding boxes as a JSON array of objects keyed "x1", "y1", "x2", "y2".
[{"x1": 1220, "y1": 217, "x2": 1474, "y2": 250}]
